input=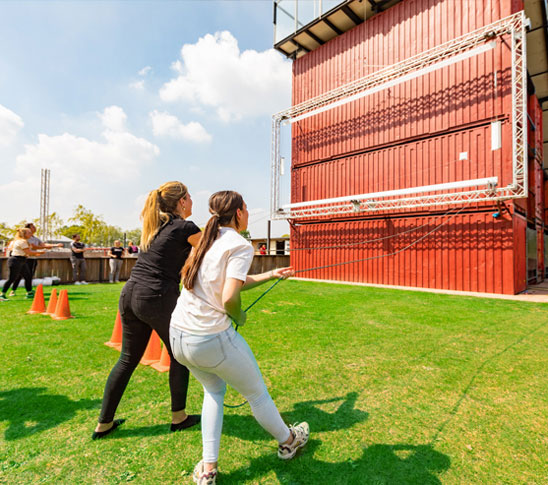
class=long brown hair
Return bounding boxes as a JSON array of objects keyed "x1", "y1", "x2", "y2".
[
  {"x1": 182, "y1": 190, "x2": 244, "y2": 290},
  {"x1": 140, "y1": 181, "x2": 188, "y2": 251}
]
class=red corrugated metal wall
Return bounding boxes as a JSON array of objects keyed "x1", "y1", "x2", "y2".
[{"x1": 289, "y1": 0, "x2": 536, "y2": 294}]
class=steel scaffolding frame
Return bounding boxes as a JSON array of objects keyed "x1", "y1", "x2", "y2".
[
  {"x1": 270, "y1": 11, "x2": 528, "y2": 220},
  {"x1": 40, "y1": 168, "x2": 51, "y2": 241}
]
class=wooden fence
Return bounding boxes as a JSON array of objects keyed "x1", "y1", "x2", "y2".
[{"x1": 0, "y1": 253, "x2": 290, "y2": 283}]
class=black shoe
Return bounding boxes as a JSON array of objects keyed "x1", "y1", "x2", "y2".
[
  {"x1": 170, "y1": 414, "x2": 201, "y2": 432},
  {"x1": 92, "y1": 418, "x2": 126, "y2": 440}
]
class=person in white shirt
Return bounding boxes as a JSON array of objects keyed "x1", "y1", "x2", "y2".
[
  {"x1": 1, "y1": 228, "x2": 44, "y2": 301},
  {"x1": 170, "y1": 190, "x2": 309, "y2": 485}
]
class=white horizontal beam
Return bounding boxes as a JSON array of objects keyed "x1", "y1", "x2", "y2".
[
  {"x1": 282, "y1": 177, "x2": 498, "y2": 210},
  {"x1": 288, "y1": 41, "x2": 496, "y2": 124}
]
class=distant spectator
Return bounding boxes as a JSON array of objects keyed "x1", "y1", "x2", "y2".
[
  {"x1": 107, "y1": 240, "x2": 126, "y2": 283},
  {"x1": 9, "y1": 222, "x2": 63, "y2": 296},
  {"x1": 127, "y1": 241, "x2": 139, "y2": 255},
  {"x1": 71, "y1": 234, "x2": 89, "y2": 285},
  {"x1": 1, "y1": 228, "x2": 44, "y2": 301},
  {"x1": 259, "y1": 243, "x2": 267, "y2": 255}
]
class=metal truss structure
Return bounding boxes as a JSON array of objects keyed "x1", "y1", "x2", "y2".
[
  {"x1": 271, "y1": 11, "x2": 528, "y2": 220},
  {"x1": 40, "y1": 168, "x2": 51, "y2": 241}
]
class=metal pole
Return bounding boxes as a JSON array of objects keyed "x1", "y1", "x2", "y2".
[{"x1": 267, "y1": 220, "x2": 271, "y2": 255}]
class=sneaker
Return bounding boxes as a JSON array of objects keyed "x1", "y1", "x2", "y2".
[
  {"x1": 193, "y1": 460, "x2": 217, "y2": 485},
  {"x1": 25, "y1": 291, "x2": 34, "y2": 299},
  {"x1": 74, "y1": 281, "x2": 81, "y2": 285},
  {"x1": 278, "y1": 422, "x2": 309, "y2": 460},
  {"x1": 80, "y1": 281, "x2": 89, "y2": 285},
  {"x1": 8, "y1": 291, "x2": 16, "y2": 297},
  {"x1": 0, "y1": 293, "x2": 9, "y2": 302}
]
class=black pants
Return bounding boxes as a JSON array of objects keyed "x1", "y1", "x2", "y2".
[
  {"x1": 2, "y1": 257, "x2": 32, "y2": 293},
  {"x1": 12, "y1": 259, "x2": 37, "y2": 292},
  {"x1": 98, "y1": 281, "x2": 191, "y2": 423}
]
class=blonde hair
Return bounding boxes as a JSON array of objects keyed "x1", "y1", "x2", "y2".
[
  {"x1": 182, "y1": 191, "x2": 244, "y2": 290},
  {"x1": 140, "y1": 181, "x2": 188, "y2": 251},
  {"x1": 15, "y1": 228, "x2": 29, "y2": 239}
]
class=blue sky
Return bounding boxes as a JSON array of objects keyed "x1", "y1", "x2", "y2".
[{"x1": 0, "y1": 0, "x2": 292, "y2": 237}]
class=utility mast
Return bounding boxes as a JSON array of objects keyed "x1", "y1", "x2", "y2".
[{"x1": 40, "y1": 168, "x2": 51, "y2": 241}]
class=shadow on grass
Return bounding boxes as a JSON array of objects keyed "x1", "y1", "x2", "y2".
[
  {"x1": 110, "y1": 423, "x2": 171, "y2": 439},
  {"x1": 222, "y1": 440, "x2": 450, "y2": 484},
  {"x1": 223, "y1": 392, "x2": 368, "y2": 441},
  {"x1": 0, "y1": 387, "x2": 99, "y2": 440}
]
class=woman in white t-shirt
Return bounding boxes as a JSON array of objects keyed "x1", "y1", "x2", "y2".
[
  {"x1": 170, "y1": 191, "x2": 309, "y2": 485},
  {"x1": 1, "y1": 228, "x2": 43, "y2": 301}
]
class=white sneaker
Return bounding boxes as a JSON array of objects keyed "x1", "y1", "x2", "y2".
[
  {"x1": 74, "y1": 281, "x2": 81, "y2": 285},
  {"x1": 81, "y1": 281, "x2": 89, "y2": 285},
  {"x1": 278, "y1": 422, "x2": 309, "y2": 460},
  {"x1": 193, "y1": 460, "x2": 217, "y2": 484}
]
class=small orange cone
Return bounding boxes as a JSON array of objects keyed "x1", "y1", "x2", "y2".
[
  {"x1": 42, "y1": 289, "x2": 58, "y2": 315},
  {"x1": 140, "y1": 331, "x2": 162, "y2": 365},
  {"x1": 51, "y1": 289, "x2": 73, "y2": 320},
  {"x1": 151, "y1": 343, "x2": 171, "y2": 372},
  {"x1": 105, "y1": 311, "x2": 123, "y2": 350},
  {"x1": 27, "y1": 284, "x2": 46, "y2": 314}
]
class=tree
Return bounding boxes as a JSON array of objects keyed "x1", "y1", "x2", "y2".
[
  {"x1": 125, "y1": 228, "x2": 142, "y2": 246},
  {"x1": 239, "y1": 229, "x2": 251, "y2": 239},
  {"x1": 68, "y1": 205, "x2": 107, "y2": 245}
]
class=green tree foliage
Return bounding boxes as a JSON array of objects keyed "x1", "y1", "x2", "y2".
[
  {"x1": 239, "y1": 229, "x2": 251, "y2": 239},
  {"x1": 1, "y1": 206, "x2": 142, "y2": 247}
]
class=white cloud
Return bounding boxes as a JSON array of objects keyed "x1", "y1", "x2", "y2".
[
  {"x1": 129, "y1": 80, "x2": 145, "y2": 90},
  {"x1": 150, "y1": 110, "x2": 212, "y2": 143},
  {"x1": 0, "y1": 106, "x2": 160, "y2": 226},
  {"x1": 99, "y1": 105, "x2": 127, "y2": 132},
  {"x1": 0, "y1": 104, "x2": 24, "y2": 146},
  {"x1": 159, "y1": 31, "x2": 291, "y2": 121},
  {"x1": 138, "y1": 66, "x2": 152, "y2": 76}
]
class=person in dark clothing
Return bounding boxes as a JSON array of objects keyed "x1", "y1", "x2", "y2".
[{"x1": 93, "y1": 181, "x2": 202, "y2": 439}]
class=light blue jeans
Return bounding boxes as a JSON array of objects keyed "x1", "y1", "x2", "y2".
[{"x1": 170, "y1": 325, "x2": 290, "y2": 462}]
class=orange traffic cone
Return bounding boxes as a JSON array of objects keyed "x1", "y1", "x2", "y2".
[
  {"x1": 151, "y1": 343, "x2": 171, "y2": 372},
  {"x1": 27, "y1": 284, "x2": 46, "y2": 314},
  {"x1": 140, "y1": 331, "x2": 162, "y2": 365},
  {"x1": 42, "y1": 288, "x2": 58, "y2": 315},
  {"x1": 51, "y1": 289, "x2": 73, "y2": 320},
  {"x1": 105, "y1": 311, "x2": 123, "y2": 350}
]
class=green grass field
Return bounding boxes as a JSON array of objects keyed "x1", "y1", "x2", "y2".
[{"x1": 1, "y1": 281, "x2": 547, "y2": 484}]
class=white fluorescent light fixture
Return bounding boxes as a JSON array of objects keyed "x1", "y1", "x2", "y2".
[
  {"x1": 288, "y1": 41, "x2": 496, "y2": 124},
  {"x1": 282, "y1": 177, "x2": 498, "y2": 210}
]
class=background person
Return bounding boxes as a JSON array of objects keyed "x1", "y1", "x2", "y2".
[
  {"x1": 9, "y1": 222, "x2": 63, "y2": 297},
  {"x1": 107, "y1": 240, "x2": 126, "y2": 283},
  {"x1": 1, "y1": 228, "x2": 44, "y2": 301},
  {"x1": 170, "y1": 191, "x2": 308, "y2": 484},
  {"x1": 93, "y1": 181, "x2": 202, "y2": 439},
  {"x1": 70, "y1": 234, "x2": 88, "y2": 285},
  {"x1": 127, "y1": 241, "x2": 139, "y2": 255}
]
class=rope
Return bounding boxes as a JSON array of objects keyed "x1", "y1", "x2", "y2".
[
  {"x1": 224, "y1": 278, "x2": 284, "y2": 409},
  {"x1": 224, "y1": 203, "x2": 469, "y2": 408},
  {"x1": 289, "y1": 207, "x2": 459, "y2": 252},
  {"x1": 294, "y1": 204, "x2": 467, "y2": 274}
]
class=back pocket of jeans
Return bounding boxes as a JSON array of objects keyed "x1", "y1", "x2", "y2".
[{"x1": 184, "y1": 336, "x2": 226, "y2": 369}]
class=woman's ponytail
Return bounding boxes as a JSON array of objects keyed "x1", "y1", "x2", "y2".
[
  {"x1": 182, "y1": 191, "x2": 244, "y2": 290},
  {"x1": 140, "y1": 181, "x2": 188, "y2": 251}
]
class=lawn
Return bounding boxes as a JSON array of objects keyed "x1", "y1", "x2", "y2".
[{"x1": 1, "y1": 281, "x2": 547, "y2": 484}]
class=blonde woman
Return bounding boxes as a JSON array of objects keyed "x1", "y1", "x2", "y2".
[
  {"x1": 93, "y1": 181, "x2": 201, "y2": 439},
  {"x1": 170, "y1": 191, "x2": 309, "y2": 484},
  {"x1": 1, "y1": 228, "x2": 43, "y2": 301}
]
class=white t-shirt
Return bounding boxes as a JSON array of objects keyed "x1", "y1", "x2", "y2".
[
  {"x1": 11, "y1": 239, "x2": 29, "y2": 257},
  {"x1": 170, "y1": 227, "x2": 254, "y2": 335}
]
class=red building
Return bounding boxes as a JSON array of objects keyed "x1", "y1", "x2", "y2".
[{"x1": 272, "y1": 0, "x2": 548, "y2": 294}]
